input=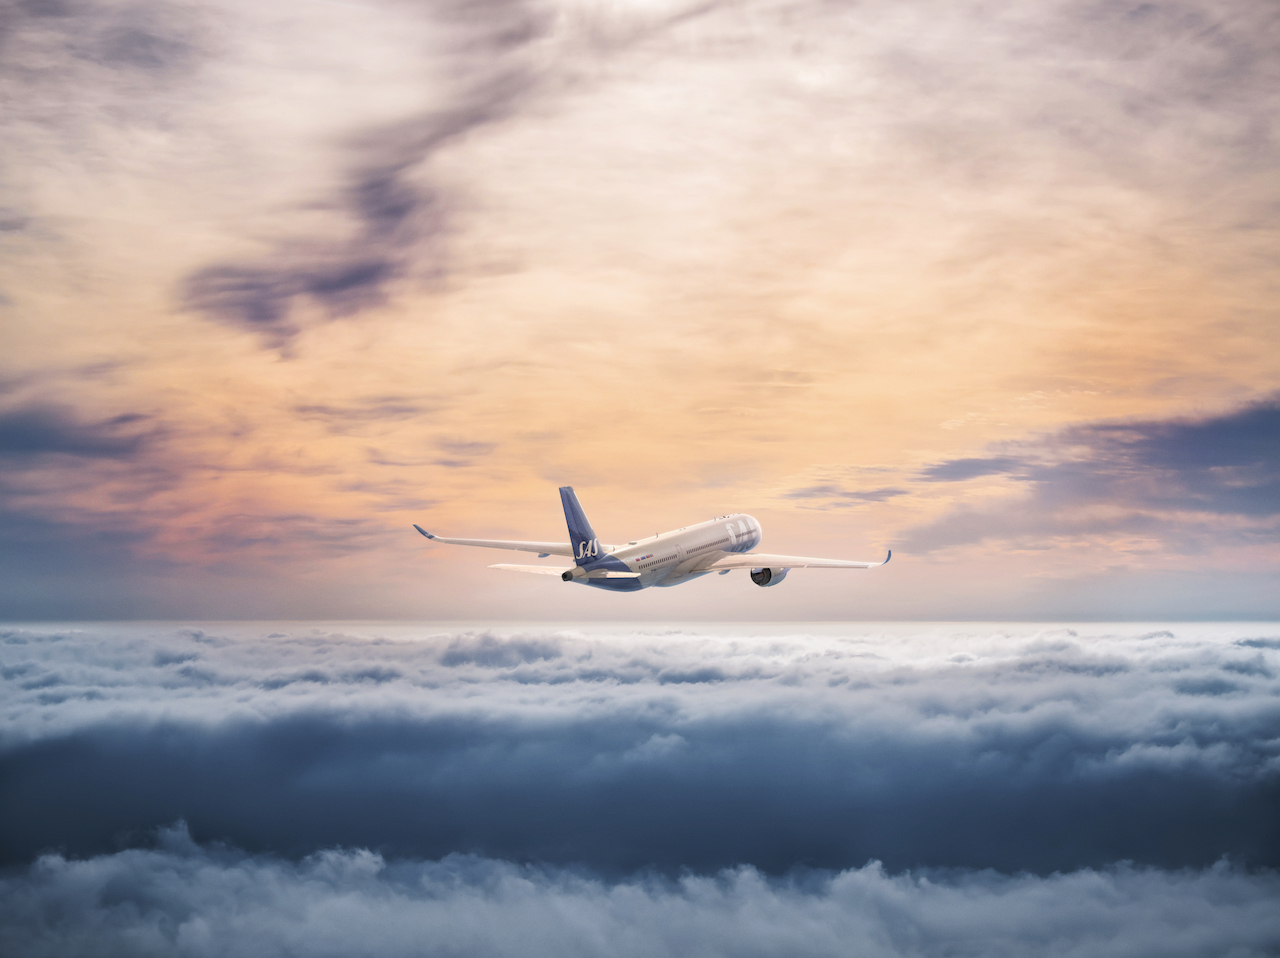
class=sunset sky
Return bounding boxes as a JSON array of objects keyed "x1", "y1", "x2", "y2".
[{"x1": 2, "y1": 0, "x2": 1277, "y2": 619}]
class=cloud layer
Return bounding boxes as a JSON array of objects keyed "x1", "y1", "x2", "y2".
[
  {"x1": 4, "y1": 833, "x2": 1279, "y2": 958},
  {"x1": 3, "y1": 623, "x2": 1277, "y2": 874},
  {"x1": 2, "y1": 622, "x2": 1279, "y2": 956}
]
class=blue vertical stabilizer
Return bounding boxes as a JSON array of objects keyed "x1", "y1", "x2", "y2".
[{"x1": 559, "y1": 486, "x2": 600, "y2": 565}]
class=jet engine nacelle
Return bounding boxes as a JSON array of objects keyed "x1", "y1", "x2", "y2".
[{"x1": 750, "y1": 567, "x2": 789, "y2": 587}]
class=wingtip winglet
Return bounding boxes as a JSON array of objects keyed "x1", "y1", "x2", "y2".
[
  {"x1": 884, "y1": 549, "x2": 891, "y2": 565},
  {"x1": 413, "y1": 524, "x2": 435, "y2": 540}
]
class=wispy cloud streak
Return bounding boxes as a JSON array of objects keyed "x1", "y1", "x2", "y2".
[{"x1": 182, "y1": 0, "x2": 552, "y2": 344}]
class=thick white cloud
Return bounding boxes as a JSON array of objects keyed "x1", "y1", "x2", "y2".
[{"x1": 2, "y1": 622, "x2": 1277, "y2": 953}]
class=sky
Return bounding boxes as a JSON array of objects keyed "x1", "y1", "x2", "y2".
[
  {"x1": 2, "y1": 0, "x2": 1278, "y2": 619},
  {"x1": 2, "y1": 620, "x2": 1279, "y2": 956}
]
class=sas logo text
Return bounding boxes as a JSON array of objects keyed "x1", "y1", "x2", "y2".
[{"x1": 576, "y1": 539, "x2": 600, "y2": 559}]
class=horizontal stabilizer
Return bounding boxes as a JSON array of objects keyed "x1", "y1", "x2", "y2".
[{"x1": 585, "y1": 569, "x2": 641, "y2": 579}]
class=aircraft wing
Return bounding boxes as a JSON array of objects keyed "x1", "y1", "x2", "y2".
[
  {"x1": 415, "y1": 525, "x2": 602, "y2": 557},
  {"x1": 701, "y1": 549, "x2": 891, "y2": 571},
  {"x1": 488, "y1": 563, "x2": 570, "y2": 575},
  {"x1": 489, "y1": 563, "x2": 640, "y2": 579}
]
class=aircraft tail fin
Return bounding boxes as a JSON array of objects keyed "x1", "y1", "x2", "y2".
[{"x1": 559, "y1": 486, "x2": 601, "y2": 564}]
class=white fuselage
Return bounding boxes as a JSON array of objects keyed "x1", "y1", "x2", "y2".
[{"x1": 593, "y1": 514, "x2": 763, "y2": 590}]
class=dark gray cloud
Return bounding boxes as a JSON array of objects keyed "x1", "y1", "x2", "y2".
[
  {"x1": 2, "y1": 832, "x2": 1279, "y2": 958},
  {"x1": 908, "y1": 397, "x2": 1280, "y2": 550},
  {"x1": 0, "y1": 403, "x2": 147, "y2": 458},
  {"x1": 182, "y1": 1, "x2": 550, "y2": 345},
  {"x1": 438, "y1": 440, "x2": 497, "y2": 456},
  {"x1": 2, "y1": 623, "x2": 1277, "y2": 876},
  {"x1": 295, "y1": 396, "x2": 432, "y2": 430},
  {"x1": 184, "y1": 260, "x2": 393, "y2": 335},
  {"x1": 0, "y1": 208, "x2": 31, "y2": 232},
  {"x1": 920, "y1": 457, "x2": 1025, "y2": 482},
  {"x1": 0, "y1": 0, "x2": 208, "y2": 139},
  {"x1": 1240, "y1": 637, "x2": 1280, "y2": 650},
  {"x1": 1, "y1": 0, "x2": 202, "y2": 77},
  {"x1": 784, "y1": 485, "x2": 908, "y2": 504},
  {"x1": 77, "y1": 10, "x2": 196, "y2": 74},
  {"x1": 200, "y1": 512, "x2": 385, "y2": 554}
]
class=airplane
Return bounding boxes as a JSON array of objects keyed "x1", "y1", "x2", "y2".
[{"x1": 413, "y1": 486, "x2": 889, "y2": 592}]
